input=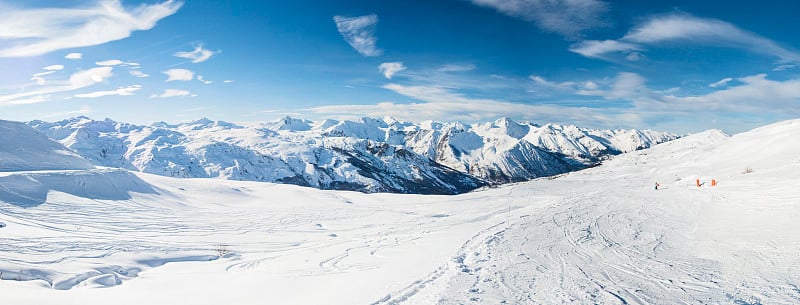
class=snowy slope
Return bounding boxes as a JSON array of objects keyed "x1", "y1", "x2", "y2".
[
  {"x1": 0, "y1": 120, "x2": 92, "y2": 172},
  {"x1": 1, "y1": 119, "x2": 797, "y2": 304},
  {"x1": 28, "y1": 116, "x2": 676, "y2": 194}
]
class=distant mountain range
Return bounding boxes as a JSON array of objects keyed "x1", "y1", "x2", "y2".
[{"x1": 26, "y1": 116, "x2": 677, "y2": 194}]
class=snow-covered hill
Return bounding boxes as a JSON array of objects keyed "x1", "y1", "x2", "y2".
[
  {"x1": 0, "y1": 118, "x2": 798, "y2": 304},
  {"x1": 0, "y1": 120, "x2": 93, "y2": 172},
  {"x1": 27, "y1": 116, "x2": 676, "y2": 194}
]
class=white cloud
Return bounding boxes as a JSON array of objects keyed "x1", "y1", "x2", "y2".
[
  {"x1": 606, "y1": 72, "x2": 647, "y2": 100},
  {"x1": 709, "y1": 77, "x2": 733, "y2": 88},
  {"x1": 32, "y1": 70, "x2": 57, "y2": 77},
  {"x1": 43, "y1": 64, "x2": 64, "y2": 71},
  {"x1": 0, "y1": 0, "x2": 182, "y2": 57},
  {"x1": 0, "y1": 66, "x2": 113, "y2": 105},
  {"x1": 664, "y1": 74, "x2": 800, "y2": 112},
  {"x1": 39, "y1": 106, "x2": 92, "y2": 119},
  {"x1": 74, "y1": 85, "x2": 141, "y2": 98},
  {"x1": 530, "y1": 75, "x2": 576, "y2": 89},
  {"x1": 150, "y1": 89, "x2": 191, "y2": 98},
  {"x1": 6, "y1": 95, "x2": 50, "y2": 105},
  {"x1": 31, "y1": 70, "x2": 59, "y2": 85},
  {"x1": 469, "y1": 0, "x2": 609, "y2": 38},
  {"x1": 163, "y1": 68, "x2": 194, "y2": 81},
  {"x1": 223, "y1": 80, "x2": 234, "y2": 83},
  {"x1": 568, "y1": 40, "x2": 641, "y2": 59},
  {"x1": 174, "y1": 45, "x2": 216, "y2": 63},
  {"x1": 65, "y1": 52, "x2": 82, "y2": 60},
  {"x1": 379, "y1": 62, "x2": 406, "y2": 79},
  {"x1": 773, "y1": 64, "x2": 796, "y2": 71},
  {"x1": 333, "y1": 14, "x2": 382, "y2": 56},
  {"x1": 95, "y1": 59, "x2": 137, "y2": 66},
  {"x1": 30, "y1": 76, "x2": 46, "y2": 85},
  {"x1": 308, "y1": 83, "x2": 638, "y2": 126},
  {"x1": 545, "y1": 71, "x2": 800, "y2": 115},
  {"x1": 130, "y1": 70, "x2": 149, "y2": 78},
  {"x1": 437, "y1": 64, "x2": 476, "y2": 72},
  {"x1": 574, "y1": 72, "x2": 655, "y2": 104},
  {"x1": 197, "y1": 75, "x2": 213, "y2": 84},
  {"x1": 582, "y1": 81, "x2": 598, "y2": 90},
  {"x1": 572, "y1": 14, "x2": 800, "y2": 62},
  {"x1": 625, "y1": 52, "x2": 643, "y2": 61},
  {"x1": 97, "y1": 60, "x2": 123, "y2": 66}
]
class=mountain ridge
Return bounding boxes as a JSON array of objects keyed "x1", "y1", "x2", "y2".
[{"x1": 27, "y1": 116, "x2": 678, "y2": 194}]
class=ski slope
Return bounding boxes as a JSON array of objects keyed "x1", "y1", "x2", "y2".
[{"x1": 1, "y1": 119, "x2": 798, "y2": 304}]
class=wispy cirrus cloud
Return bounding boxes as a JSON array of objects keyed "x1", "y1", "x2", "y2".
[
  {"x1": 530, "y1": 75, "x2": 576, "y2": 90},
  {"x1": 333, "y1": 14, "x2": 382, "y2": 56},
  {"x1": 174, "y1": 45, "x2": 217, "y2": 63},
  {"x1": 0, "y1": 0, "x2": 182, "y2": 57},
  {"x1": 571, "y1": 14, "x2": 800, "y2": 63},
  {"x1": 0, "y1": 67, "x2": 113, "y2": 105},
  {"x1": 5, "y1": 95, "x2": 50, "y2": 105},
  {"x1": 96, "y1": 59, "x2": 139, "y2": 66},
  {"x1": 163, "y1": 68, "x2": 194, "y2": 81},
  {"x1": 308, "y1": 83, "x2": 639, "y2": 126},
  {"x1": 38, "y1": 106, "x2": 93, "y2": 120},
  {"x1": 709, "y1": 77, "x2": 733, "y2": 88},
  {"x1": 65, "y1": 52, "x2": 82, "y2": 60},
  {"x1": 74, "y1": 85, "x2": 141, "y2": 98},
  {"x1": 151, "y1": 88, "x2": 191, "y2": 98},
  {"x1": 33, "y1": 71, "x2": 57, "y2": 77},
  {"x1": 379, "y1": 62, "x2": 406, "y2": 79},
  {"x1": 43, "y1": 65, "x2": 64, "y2": 71},
  {"x1": 663, "y1": 74, "x2": 800, "y2": 113},
  {"x1": 31, "y1": 70, "x2": 58, "y2": 85},
  {"x1": 437, "y1": 64, "x2": 476, "y2": 72},
  {"x1": 130, "y1": 70, "x2": 150, "y2": 78},
  {"x1": 538, "y1": 71, "x2": 800, "y2": 116},
  {"x1": 772, "y1": 64, "x2": 796, "y2": 71},
  {"x1": 568, "y1": 40, "x2": 641, "y2": 60},
  {"x1": 197, "y1": 75, "x2": 212, "y2": 84},
  {"x1": 469, "y1": 0, "x2": 609, "y2": 39}
]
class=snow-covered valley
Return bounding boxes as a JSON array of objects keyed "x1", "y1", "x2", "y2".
[{"x1": 1, "y1": 118, "x2": 798, "y2": 304}]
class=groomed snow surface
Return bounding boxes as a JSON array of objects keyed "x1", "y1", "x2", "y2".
[{"x1": 1, "y1": 119, "x2": 799, "y2": 304}]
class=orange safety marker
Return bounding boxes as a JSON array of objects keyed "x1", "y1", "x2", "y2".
[
  {"x1": 696, "y1": 179, "x2": 700, "y2": 187},
  {"x1": 711, "y1": 179, "x2": 717, "y2": 186}
]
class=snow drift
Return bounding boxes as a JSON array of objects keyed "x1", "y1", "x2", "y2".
[{"x1": 0, "y1": 120, "x2": 92, "y2": 172}]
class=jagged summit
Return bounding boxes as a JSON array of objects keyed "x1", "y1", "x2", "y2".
[{"x1": 26, "y1": 116, "x2": 678, "y2": 194}]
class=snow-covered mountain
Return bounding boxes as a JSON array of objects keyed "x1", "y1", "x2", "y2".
[
  {"x1": 0, "y1": 120, "x2": 93, "y2": 172},
  {"x1": 3, "y1": 118, "x2": 798, "y2": 304},
  {"x1": 27, "y1": 116, "x2": 677, "y2": 194}
]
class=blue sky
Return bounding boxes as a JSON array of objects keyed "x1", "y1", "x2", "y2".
[{"x1": 1, "y1": 0, "x2": 799, "y2": 133}]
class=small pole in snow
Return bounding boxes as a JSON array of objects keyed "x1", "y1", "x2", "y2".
[{"x1": 507, "y1": 199, "x2": 511, "y2": 229}]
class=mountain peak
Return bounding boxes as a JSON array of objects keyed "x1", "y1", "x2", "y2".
[{"x1": 25, "y1": 116, "x2": 679, "y2": 194}]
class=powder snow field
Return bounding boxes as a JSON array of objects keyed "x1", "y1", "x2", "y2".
[{"x1": 1, "y1": 119, "x2": 799, "y2": 304}]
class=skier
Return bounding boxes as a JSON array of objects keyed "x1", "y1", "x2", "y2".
[{"x1": 654, "y1": 182, "x2": 660, "y2": 190}]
